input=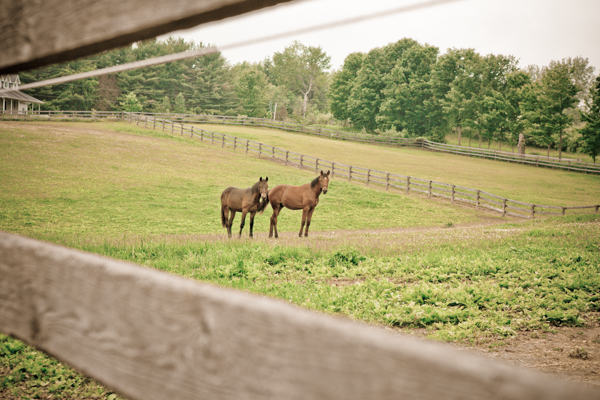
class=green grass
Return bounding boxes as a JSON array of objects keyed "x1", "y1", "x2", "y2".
[
  {"x1": 196, "y1": 123, "x2": 600, "y2": 207},
  {"x1": 0, "y1": 121, "x2": 492, "y2": 241},
  {"x1": 70, "y1": 215, "x2": 598, "y2": 343},
  {"x1": 1, "y1": 120, "x2": 599, "y2": 399}
]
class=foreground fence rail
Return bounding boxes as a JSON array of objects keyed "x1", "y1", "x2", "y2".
[
  {"x1": 125, "y1": 113, "x2": 599, "y2": 219},
  {"x1": 3, "y1": 110, "x2": 599, "y2": 174},
  {"x1": 1, "y1": 232, "x2": 598, "y2": 400}
]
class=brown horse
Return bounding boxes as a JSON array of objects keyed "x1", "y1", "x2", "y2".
[
  {"x1": 221, "y1": 177, "x2": 269, "y2": 238},
  {"x1": 268, "y1": 170, "x2": 330, "y2": 238}
]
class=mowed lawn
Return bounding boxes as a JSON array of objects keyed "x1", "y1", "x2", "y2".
[
  {"x1": 0, "y1": 121, "x2": 493, "y2": 241},
  {"x1": 197, "y1": 123, "x2": 600, "y2": 207}
]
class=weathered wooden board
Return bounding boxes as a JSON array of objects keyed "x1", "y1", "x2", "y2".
[
  {"x1": 0, "y1": 0, "x2": 294, "y2": 73},
  {"x1": 1, "y1": 231, "x2": 598, "y2": 400}
]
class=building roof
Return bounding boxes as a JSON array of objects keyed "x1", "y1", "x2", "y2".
[
  {"x1": 0, "y1": 89, "x2": 44, "y2": 104},
  {"x1": 0, "y1": 74, "x2": 21, "y2": 84}
]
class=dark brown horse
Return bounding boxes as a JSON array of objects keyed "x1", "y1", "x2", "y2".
[
  {"x1": 221, "y1": 177, "x2": 269, "y2": 238},
  {"x1": 268, "y1": 170, "x2": 330, "y2": 238}
]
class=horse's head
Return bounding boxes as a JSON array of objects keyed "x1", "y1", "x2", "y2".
[
  {"x1": 319, "y1": 170, "x2": 330, "y2": 194},
  {"x1": 258, "y1": 177, "x2": 269, "y2": 200}
]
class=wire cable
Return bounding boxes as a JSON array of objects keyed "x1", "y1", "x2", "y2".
[{"x1": 19, "y1": 0, "x2": 463, "y2": 90}]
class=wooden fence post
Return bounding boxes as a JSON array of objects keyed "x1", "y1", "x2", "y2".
[
  {"x1": 234, "y1": 137, "x2": 237, "y2": 151},
  {"x1": 476, "y1": 190, "x2": 480, "y2": 209},
  {"x1": 180, "y1": 123, "x2": 183, "y2": 136},
  {"x1": 451, "y1": 185, "x2": 455, "y2": 204},
  {"x1": 386, "y1": 173, "x2": 390, "y2": 190},
  {"x1": 285, "y1": 151, "x2": 289, "y2": 166},
  {"x1": 300, "y1": 155, "x2": 303, "y2": 167},
  {"x1": 406, "y1": 176, "x2": 410, "y2": 194},
  {"x1": 367, "y1": 170, "x2": 371, "y2": 186},
  {"x1": 272, "y1": 147, "x2": 275, "y2": 160},
  {"x1": 153, "y1": 117, "x2": 156, "y2": 130},
  {"x1": 162, "y1": 119, "x2": 165, "y2": 131},
  {"x1": 137, "y1": 113, "x2": 140, "y2": 125},
  {"x1": 211, "y1": 132, "x2": 214, "y2": 145},
  {"x1": 531, "y1": 204, "x2": 535, "y2": 219},
  {"x1": 222, "y1": 135, "x2": 225, "y2": 148},
  {"x1": 315, "y1": 159, "x2": 319, "y2": 174},
  {"x1": 171, "y1": 121, "x2": 174, "y2": 134},
  {"x1": 144, "y1": 116, "x2": 147, "y2": 128},
  {"x1": 259, "y1": 143, "x2": 262, "y2": 157},
  {"x1": 562, "y1": 207, "x2": 566, "y2": 216},
  {"x1": 502, "y1": 199, "x2": 507, "y2": 216},
  {"x1": 246, "y1": 140, "x2": 249, "y2": 154},
  {"x1": 331, "y1": 163, "x2": 335, "y2": 178},
  {"x1": 349, "y1": 166, "x2": 352, "y2": 182},
  {"x1": 429, "y1": 181, "x2": 433, "y2": 199},
  {"x1": 596, "y1": 205, "x2": 599, "y2": 214},
  {"x1": 190, "y1": 125, "x2": 193, "y2": 138}
]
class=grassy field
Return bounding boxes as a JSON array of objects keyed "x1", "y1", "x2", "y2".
[
  {"x1": 1, "y1": 120, "x2": 599, "y2": 398},
  {"x1": 197, "y1": 123, "x2": 600, "y2": 207},
  {"x1": 0, "y1": 121, "x2": 496, "y2": 241}
]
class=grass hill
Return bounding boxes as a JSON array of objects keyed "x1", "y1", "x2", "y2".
[
  {"x1": 0, "y1": 121, "x2": 496, "y2": 242},
  {"x1": 196, "y1": 123, "x2": 600, "y2": 207}
]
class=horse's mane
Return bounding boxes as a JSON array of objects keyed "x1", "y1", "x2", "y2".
[{"x1": 310, "y1": 175, "x2": 320, "y2": 188}]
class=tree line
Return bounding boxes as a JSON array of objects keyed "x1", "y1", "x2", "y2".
[{"x1": 20, "y1": 37, "x2": 600, "y2": 162}]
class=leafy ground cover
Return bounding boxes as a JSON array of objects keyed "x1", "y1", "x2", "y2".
[{"x1": 197, "y1": 123, "x2": 600, "y2": 206}]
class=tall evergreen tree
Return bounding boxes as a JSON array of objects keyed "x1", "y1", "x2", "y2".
[{"x1": 579, "y1": 75, "x2": 600, "y2": 162}]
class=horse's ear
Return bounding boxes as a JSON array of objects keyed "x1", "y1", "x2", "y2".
[
  {"x1": 265, "y1": 177, "x2": 268, "y2": 182},
  {"x1": 327, "y1": 170, "x2": 330, "y2": 176},
  {"x1": 260, "y1": 177, "x2": 263, "y2": 181},
  {"x1": 320, "y1": 170, "x2": 324, "y2": 175}
]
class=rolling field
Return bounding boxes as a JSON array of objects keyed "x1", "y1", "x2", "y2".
[{"x1": 1, "y1": 120, "x2": 600, "y2": 398}]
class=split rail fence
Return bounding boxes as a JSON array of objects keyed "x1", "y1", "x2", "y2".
[
  {"x1": 3, "y1": 110, "x2": 599, "y2": 174},
  {"x1": 125, "y1": 112, "x2": 600, "y2": 219}
]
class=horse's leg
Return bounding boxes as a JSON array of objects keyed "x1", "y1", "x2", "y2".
[
  {"x1": 238, "y1": 210, "x2": 248, "y2": 238},
  {"x1": 249, "y1": 211, "x2": 257, "y2": 238},
  {"x1": 227, "y1": 210, "x2": 236, "y2": 238},
  {"x1": 299, "y1": 207, "x2": 309, "y2": 237},
  {"x1": 269, "y1": 205, "x2": 281, "y2": 238},
  {"x1": 305, "y1": 207, "x2": 316, "y2": 237}
]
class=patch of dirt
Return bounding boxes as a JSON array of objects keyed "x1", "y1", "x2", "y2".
[{"x1": 398, "y1": 320, "x2": 600, "y2": 388}]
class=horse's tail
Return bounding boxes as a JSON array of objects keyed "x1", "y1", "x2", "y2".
[
  {"x1": 257, "y1": 192, "x2": 269, "y2": 215},
  {"x1": 221, "y1": 188, "x2": 230, "y2": 228}
]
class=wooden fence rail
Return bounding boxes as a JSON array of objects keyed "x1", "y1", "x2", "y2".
[
  {"x1": 3, "y1": 110, "x2": 599, "y2": 174},
  {"x1": 2, "y1": 232, "x2": 598, "y2": 400},
  {"x1": 127, "y1": 113, "x2": 600, "y2": 219}
]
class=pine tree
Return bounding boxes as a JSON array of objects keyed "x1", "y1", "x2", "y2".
[{"x1": 579, "y1": 75, "x2": 600, "y2": 162}]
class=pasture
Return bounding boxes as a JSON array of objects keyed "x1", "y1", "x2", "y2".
[
  {"x1": 196, "y1": 123, "x2": 600, "y2": 207},
  {"x1": 1, "y1": 120, "x2": 599, "y2": 399}
]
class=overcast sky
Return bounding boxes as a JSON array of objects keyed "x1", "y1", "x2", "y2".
[{"x1": 161, "y1": 0, "x2": 600, "y2": 73}]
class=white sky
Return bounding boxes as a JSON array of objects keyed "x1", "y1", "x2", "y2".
[{"x1": 161, "y1": 0, "x2": 600, "y2": 73}]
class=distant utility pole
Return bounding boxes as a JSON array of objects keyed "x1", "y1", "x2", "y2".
[{"x1": 273, "y1": 102, "x2": 277, "y2": 120}]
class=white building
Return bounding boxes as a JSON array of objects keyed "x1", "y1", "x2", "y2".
[{"x1": 0, "y1": 74, "x2": 44, "y2": 114}]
